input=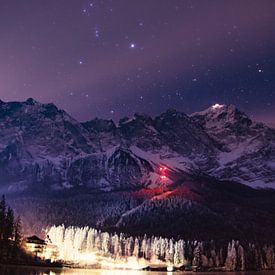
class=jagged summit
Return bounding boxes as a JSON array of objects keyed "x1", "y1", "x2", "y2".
[
  {"x1": 191, "y1": 103, "x2": 251, "y2": 124},
  {"x1": 82, "y1": 118, "x2": 116, "y2": 133},
  {"x1": 191, "y1": 103, "x2": 269, "y2": 140},
  {"x1": 191, "y1": 103, "x2": 256, "y2": 141}
]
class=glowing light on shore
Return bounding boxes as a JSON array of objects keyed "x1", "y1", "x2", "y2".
[{"x1": 45, "y1": 226, "x2": 151, "y2": 269}]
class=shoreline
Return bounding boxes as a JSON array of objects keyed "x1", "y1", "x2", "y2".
[{"x1": 2, "y1": 262, "x2": 273, "y2": 273}]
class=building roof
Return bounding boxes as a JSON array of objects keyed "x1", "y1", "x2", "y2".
[{"x1": 25, "y1": 235, "x2": 46, "y2": 245}]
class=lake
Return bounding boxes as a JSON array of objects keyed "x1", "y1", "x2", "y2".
[{"x1": 0, "y1": 265, "x2": 275, "y2": 275}]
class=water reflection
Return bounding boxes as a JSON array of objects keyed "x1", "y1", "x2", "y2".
[{"x1": 0, "y1": 266, "x2": 274, "y2": 275}]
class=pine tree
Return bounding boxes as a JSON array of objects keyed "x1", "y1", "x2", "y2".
[
  {"x1": 174, "y1": 239, "x2": 186, "y2": 267},
  {"x1": 145, "y1": 238, "x2": 151, "y2": 260},
  {"x1": 125, "y1": 236, "x2": 134, "y2": 257},
  {"x1": 14, "y1": 216, "x2": 22, "y2": 247},
  {"x1": 165, "y1": 239, "x2": 174, "y2": 264},
  {"x1": 4, "y1": 207, "x2": 14, "y2": 241},
  {"x1": 140, "y1": 235, "x2": 147, "y2": 258},
  {"x1": 133, "y1": 237, "x2": 139, "y2": 258},
  {"x1": 174, "y1": 241, "x2": 181, "y2": 267},
  {"x1": 0, "y1": 195, "x2": 6, "y2": 240},
  {"x1": 112, "y1": 234, "x2": 120, "y2": 258},
  {"x1": 237, "y1": 244, "x2": 245, "y2": 271},
  {"x1": 193, "y1": 242, "x2": 202, "y2": 267},
  {"x1": 225, "y1": 241, "x2": 237, "y2": 271},
  {"x1": 102, "y1": 232, "x2": 110, "y2": 255}
]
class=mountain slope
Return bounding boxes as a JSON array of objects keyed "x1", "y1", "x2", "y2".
[
  {"x1": 114, "y1": 178, "x2": 275, "y2": 241},
  {"x1": 8, "y1": 178, "x2": 275, "y2": 242}
]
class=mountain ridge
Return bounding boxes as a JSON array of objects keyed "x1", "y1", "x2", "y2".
[{"x1": 0, "y1": 98, "x2": 274, "y2": 192}]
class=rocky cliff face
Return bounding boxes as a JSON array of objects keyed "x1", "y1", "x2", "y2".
[{"x1": 0, "y1": 99, "x2": 274, "y2": 192}]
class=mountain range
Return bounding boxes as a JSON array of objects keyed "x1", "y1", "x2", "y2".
[
  {"x1": 0, "y1": 99, "x2": 274, "y2": 193},
  {"x1": 1, "y1": 98, "x2": 274, "y2": 241}
]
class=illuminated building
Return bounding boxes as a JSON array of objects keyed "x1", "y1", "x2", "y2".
[{"x1": 24, "y1": 235, "x2": 46, "y2": 258}]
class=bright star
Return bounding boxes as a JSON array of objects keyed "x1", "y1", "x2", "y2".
[{"x1": 130, "y1": 43, "x2": 135, "y2": 48}]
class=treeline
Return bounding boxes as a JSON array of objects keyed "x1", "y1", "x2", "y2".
[
  {"x1": 8, "y1": 192, "x2": 140, "y2": 235},
  {"x1": 0, "y1": 195, "x2": 22, "y2": 262},
  {"x1": 47, "y1": 225, "x2": 275, "y2": 271}
]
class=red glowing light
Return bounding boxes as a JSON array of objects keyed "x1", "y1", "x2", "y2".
[{"x1": 159, "y1": 166, "x2": 168, "y2": 181}]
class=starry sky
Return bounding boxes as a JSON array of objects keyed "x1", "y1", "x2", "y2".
[{"x1": 0, "y1": 0, "x2": 274, "y2": 126}]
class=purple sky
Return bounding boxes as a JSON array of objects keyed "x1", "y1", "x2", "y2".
[{"x1": 0, "y1": 0, "x2": 274, "y2": 126}]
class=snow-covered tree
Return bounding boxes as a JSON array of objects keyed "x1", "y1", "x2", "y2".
[
  {"x1": 133, "y1": 237, "x2": 140, "y2": 258},
  {"x1": 165, "y1": 239, "x2": 174, "y2": 264},
  {"x1": 101, "y1": 232, "x2": 110, "y2": 255},
  {"x1": 225, "y1": 241, "x2": 237, "y2": 271},
  {"x1": 193, "y1": 242, "x2": 202, "y2": 267}
]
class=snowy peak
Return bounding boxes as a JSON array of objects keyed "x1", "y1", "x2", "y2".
[
  {"x1": 191, "y1": 103, "x2": 272, "y2": 142},
  {"x1": 190, "y1": 103, "x2": 262, "y2": 147},
  {"x1": 191, "y1": 104, "x2": 252, "y2": 128},
  {"x1": 191, "y1": 104, "x2": 275, "y2": 187}
]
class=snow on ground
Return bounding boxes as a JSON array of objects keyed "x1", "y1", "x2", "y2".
[{"x1": 130, "y1": 145, "x2": 194, "y2": 172}]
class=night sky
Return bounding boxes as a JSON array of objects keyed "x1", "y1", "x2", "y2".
[{"x1": 0, "y1": 0, "x2": 274, "y2": 126}]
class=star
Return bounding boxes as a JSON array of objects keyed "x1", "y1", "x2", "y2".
[
  {"x1": 258, "y1": 69, "x2": 263, "y2": 73},
  {"x1": 130, "y1": 43, "x2": 136, "y2": 48},
  {"x1": 94, "y1": 27, "x2": 100, "y2": 38},
  {"x1": 79, "y1": 60, "x2": 84, "y2": 65}
]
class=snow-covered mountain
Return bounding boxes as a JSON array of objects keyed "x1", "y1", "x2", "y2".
[
  {"x1": 0, "y1": 99, "x2": 274, "y2": 192},
  {"x1": 191, "y1": 104, "x2": 275, "y2": 187}
]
